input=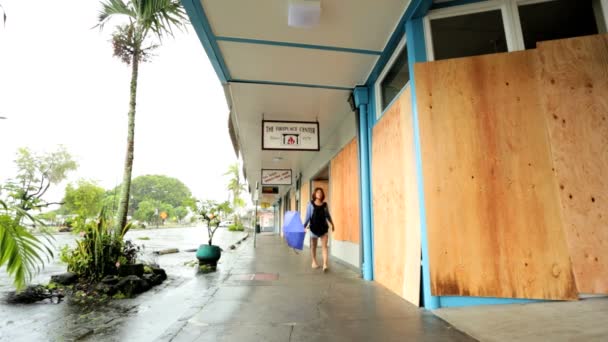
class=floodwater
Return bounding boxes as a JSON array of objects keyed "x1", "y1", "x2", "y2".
[{"x1": 0, "y1": 226, "x2": 248, "y2": 341}]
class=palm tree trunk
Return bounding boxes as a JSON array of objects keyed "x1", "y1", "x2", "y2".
[{"x1": 115, "y1": 50, "x2": 140, "y2": 234}]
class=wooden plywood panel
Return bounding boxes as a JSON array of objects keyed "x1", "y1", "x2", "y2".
[
  {"x1": 538, "y1": 35, "x2": 608, "y2": 294},
  {"x1": 300, "y1": 181, "x2": 310, "y2": 222},
  {"x1": 372, "y1": 87, "x2": 421, "y2": 306},
  {"x1": 330, "y1": 138, "x2": 361, "y2": 243},
  {"x1": 290, "y1": 191, "x2": 296, "y2": 213},
  {"x1": 416, "y1": 50, "x2": 577, "y2": 300}
]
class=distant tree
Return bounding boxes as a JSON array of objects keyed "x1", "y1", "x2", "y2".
[
  {"x1": 1, "y1": 146, "x2": 78, "y2": 222},
  {"x1": 96, "y1": 0, "x2": 188, "y2": 234},
  {"x1": 133, "y1": 199, "x2": 173, "y2": 224},
  {"x1": 173, "y1": 206, "x2": 188, "y2": 223},
  {"x1": 224, "y1": 164, "x2": 246, "y2": 223},
  {"x1": 62, "y1": 180, "x2": 105, "y2": 219},
  {"x1": 110, "y1": 175, "x2": 195, "y2": 214},
  {"x1": 1, "y1": 4, "x2": 6, "y2": 27}
]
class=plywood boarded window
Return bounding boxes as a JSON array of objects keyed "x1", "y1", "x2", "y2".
[
  {"x1": 416, "y1": 48, "x2": 578, "y2": 300},
  {"x1": 330, "y1": 138, "x2": 361, "y2": 243},
  {"x1": 372, "y1": 86, "x2": 421, "y2": 306}
]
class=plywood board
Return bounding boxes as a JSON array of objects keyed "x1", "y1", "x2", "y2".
[
  {"x1": 300, "y1": 181, "x2": 310, "y2": 223},
  {"x1": 290, "y1": 191, "x2": 296, "y2": 213},
  {"x1": 330, "y1": 138, "x2": 361, "y2": 243},
  {"x1": 416, "y1": 50, "x2": 577, "y2": 300},
  {"x1": 372, "y1": 87, "x2": 421, "y2": 306},
  {"x1": 537, "y1": 35, "x2": 608, "y2": 294}
]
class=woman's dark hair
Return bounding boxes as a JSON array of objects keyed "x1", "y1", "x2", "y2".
[{"x1": 312, "y1": 187, "x2": 325, "y2": 202}]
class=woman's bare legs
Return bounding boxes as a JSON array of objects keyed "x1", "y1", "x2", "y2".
[
  {"x1": 311, "y1": 237, "x2": 319, "y2": 268},
  {"x1": 321, "y1": 233, "x2": 329, "y2": 270}
]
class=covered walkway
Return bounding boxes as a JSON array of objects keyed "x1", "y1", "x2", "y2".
[{"x1": 164, "y1": 234, "x2": 474, "y2": 341}]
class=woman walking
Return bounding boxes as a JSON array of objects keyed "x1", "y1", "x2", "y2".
[{"x1": 303, "y1": 187, "x2": 335, "y2": 272}]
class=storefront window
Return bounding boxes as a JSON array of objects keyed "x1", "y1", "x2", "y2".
[
  {"x1": 430, "y1": 9, "x2": 508, "y2": 60},
  {"x1": 518, "y1": 0, "x2": 599, "y2": 49},
  {"x1": 380, "y1": 44, "x2": 409, "y2": 111}
]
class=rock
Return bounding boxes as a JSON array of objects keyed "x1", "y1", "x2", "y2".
[
  {"x1": 151, "y1": 267, "x2": 167, "y2": 282},
  {"x1": 115, "y1": 275, "x2": 150, "y2": 297},
  {"x1": 184, "y1": 248, "x2": 197, "y2": 252},
  {"x1": 94, "y1": 282, "x2": 117, "y2": 296},
  {"x1": 51, "y1": 272, "x2": 78, "y2": 285},
  {"x1": 5, "y1": 285, "x2": 54, "y2": 304},
  {"x1": 118, "y1": 263, "x2": 144, "y2": 278},
  {"x1": 58, "y1": 227, "x2": 72, "y2": 233},
  {"x1": 101, "y1": 275, "x2": 120, "y2": 285},
  {"x1": 229, "y1": 245, "x2": 236, "y2": 250},
  {"x1": 143, "y1": 274, "x2": 163, "y2": 287}
]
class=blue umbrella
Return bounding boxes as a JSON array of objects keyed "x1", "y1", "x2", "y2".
[{"x1": 283, "y1": 211, "x2": 305, "y2": 250}]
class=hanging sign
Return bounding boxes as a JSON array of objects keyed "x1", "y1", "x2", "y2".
[
  {"x1": 262, "y1": 120, "x2": 320, "y2": 151},
  {"x1": 262, "y1": 186, "x2": 279, "y2": 194},
  {"x1": 261, "y1": 169, "x2": 292, "y2": 185}
]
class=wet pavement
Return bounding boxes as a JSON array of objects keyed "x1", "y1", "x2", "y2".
[
  {"x1": 1, "y1": 231, "x2": 474, "y2": 341},
  {"x1": 0, "y1": 226, "x2": 248, "y2": 341}
]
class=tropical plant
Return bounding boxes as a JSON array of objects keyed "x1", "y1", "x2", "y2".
[
  {"x1": 95, "y1": 0, "x2": 188, "y2": 234},
  {"x1": 224, "y1": 164, "x2": 246, "y2": 224},
  {"x1": 197, "y1": 200, "x2": 232, "y2": 245},
  {"x1": 0, "y1": 199, "x2": 54, "y2": 290},
  {"x1": 60, "y1": 209, "x2": 133, "y2": 280}
]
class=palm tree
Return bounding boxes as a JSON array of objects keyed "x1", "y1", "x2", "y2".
[
  {"x1": 224, "y1": 164, "x2": 246, "y2": 223},
  {"x1": 96, "y1": 0, "x2": 187, "y2": 234}
]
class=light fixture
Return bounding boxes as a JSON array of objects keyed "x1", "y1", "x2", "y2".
[{"x1": 288, "y1": 0, "x2": 321, "y2": 28}]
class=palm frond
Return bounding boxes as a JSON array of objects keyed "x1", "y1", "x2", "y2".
[
  {"x1": 136, "y1": 0, "x2": 187, "y2": 41},
  {"x1": 96, "y1": 0, "x2": 136, "y2": 31},
  {"x1": 0, "y1": 215, "x2": 52, "y2": 289}
]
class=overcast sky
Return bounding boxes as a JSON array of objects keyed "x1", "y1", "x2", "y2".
[{"x1": 0, "y1": 0, "x2": 240, "y2": 205}]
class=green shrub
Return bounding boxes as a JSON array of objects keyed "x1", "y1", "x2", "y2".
[{"x1": 228, "y1": 222, "x2": 244, "y2": 231}]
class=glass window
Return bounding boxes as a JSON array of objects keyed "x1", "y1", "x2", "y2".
[
  {"x1": 431, "y1": 10, "x2": 508, "y2": 60},
  {"x1": 518, "y1": 0, "x2": 599, "y2": 50},
  {"x1": 380, "y1": 45, "x2": 410, "y2": 111}
]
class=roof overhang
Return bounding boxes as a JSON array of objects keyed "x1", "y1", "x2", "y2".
[{"x1": 183, "y1": 0, "x2": 432, "y2": 202}]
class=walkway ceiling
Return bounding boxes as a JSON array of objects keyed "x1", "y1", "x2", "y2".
[{"x1": 195, "y1": 0, "x2": 413, "y2": 201}]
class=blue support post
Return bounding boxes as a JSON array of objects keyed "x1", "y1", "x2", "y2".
[
  {"x1": 406, "y1": 17, "x2": 440, "y2": 310},
  {"x1": 354, "y1": 86, "x2": 374, "y2": 281}
]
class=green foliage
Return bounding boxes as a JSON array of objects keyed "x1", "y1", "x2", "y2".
[
  {"x1": 1, "y1": 146, "x2": 77, "y2": 220},
  {"x1": 127, "y1": 175, "x2": 194, "y2": 214},
  {"x1": 137, "y1": 236, "x2": 150, "y2": 240},
  {"x1": 62, "y1": 180, "x2": 105, "y2": 219},
  {"x1": 228, "y1": 222, "x2": 245, "y2": 232},
  {"x1": 197, "y1": 200, "x2": 232, "y2": 245},
  {"x1": 0, "y1": 200, "x2": 54, "y2": 290},
  {"x1": 133, "y1": 199, "x2": 173, "y2": 224},
  {"x1": 59, "y1": 209, "x2": 135, "y2": 280},
  {"x1": 224, "y1": 163, "x2": 246, "y2": 225}
]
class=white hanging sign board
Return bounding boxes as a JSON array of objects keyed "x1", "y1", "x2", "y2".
[
  {"x1": 262, "y1": 120, "x2": 320, "y2": 151},
  {"x1": 261, "y1": 169, "x2": 292, "y2": 185}
]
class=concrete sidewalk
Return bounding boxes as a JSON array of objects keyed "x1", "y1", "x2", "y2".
[{"x1": 161, "y1": 234, "x2": 474, "y2": 342}]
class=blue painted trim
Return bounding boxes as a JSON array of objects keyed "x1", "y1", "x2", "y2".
[
  {"x1": 215, "y1": 36, "x2": 382, "y2": 56},
  {"x1": 406, "y1": 17, "x2": 440, "y2": 310},
  {"x1": 365, "y1": 0, "x2": 433, "y2": 86},
  {"x1": 231, "y1": 79, "x2": 352, "y2": 91},
  {"x1": 354, "y1": 86, "x2": 374, "y2": 281},
  {"x1": 431, "y1": 0, "x2": 489, "y2": 10},
  {"x1": 182, "y1": 0, "x2": 231, "y2": 83},
  {"x1": 439, "y1": 296, "x2": 538, "y2": 308}
]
